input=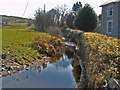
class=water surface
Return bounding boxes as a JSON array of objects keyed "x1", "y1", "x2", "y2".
[{"x1": 2, "y1": 48, "x2": 81, "y2": 88}]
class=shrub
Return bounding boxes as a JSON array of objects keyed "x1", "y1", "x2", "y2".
[
  {"x1": 83, "y1": 32, "x2": 120, "y2": 87},
  {"x1": 48, "y1": 45, "x2": 56, "y2": 56},
  {"x1": 46, "y1": 26, "x2": 62, "y2": 38},
  {"x1": 33, "y1": 35, "x2": 64, "y2": 57},
  {"x1": 56, "y1": 39, "x2": 64, "y2": 46}
]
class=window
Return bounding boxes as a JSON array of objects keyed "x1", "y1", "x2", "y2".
[
  {"x1": 107, "y1": 5, "x2": 113, "y2": 17},
  {"x1": 107, "y1": 20, "x2": 113, "y2": 34}
]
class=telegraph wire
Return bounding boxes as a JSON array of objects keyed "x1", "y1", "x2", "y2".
[
  {"x1": 23, "y1": 0, "x2": 30, "y2": 16},
  {"x1": 11, "y1": 0, "x2": 30, "y2": 48}
]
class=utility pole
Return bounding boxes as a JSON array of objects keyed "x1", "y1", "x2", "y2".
[
  {"x1": 44, "y1": 5, "x2": 45, "y2": 32},
  {"x1": 44, "y1": 5, "x2": 45, "y2": 13}
]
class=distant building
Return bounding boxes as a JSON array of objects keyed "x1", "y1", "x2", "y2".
[{"x1": 99, "y1": 0, "x2": 120, "y2": 38}]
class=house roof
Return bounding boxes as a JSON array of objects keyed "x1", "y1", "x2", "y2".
[{"x1": 100, "y1": 0, "x2": 120, "y2": 7}]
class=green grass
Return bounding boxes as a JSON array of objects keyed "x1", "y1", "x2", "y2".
[{"x1": 2, "y1": 26, "x2": 51, "y2": 64}]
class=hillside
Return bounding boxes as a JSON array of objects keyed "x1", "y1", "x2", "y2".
[{"x1": 0, "y1": 15, "x2": 33, "y2": 27}]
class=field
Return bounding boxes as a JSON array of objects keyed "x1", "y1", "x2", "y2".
[{"x1": 2, "y1": 26, "x2": 51, "y2": 64}]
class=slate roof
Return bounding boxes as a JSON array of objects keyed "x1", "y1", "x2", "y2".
[{"x1": 100, "y1": 0, "x2": 120, "y2": 7}]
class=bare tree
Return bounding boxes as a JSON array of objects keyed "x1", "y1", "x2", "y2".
[
  {"x1": 55, "y1": 4, "x2": 69, "y2": 27},
  {"x1": 46, "y1": 9, "x2": 60, "y2": 26},
  {"x1": 34, "y1": 4, "x2": 69, "y2": 32},
  {"x1": 34, "y1": 8, "x2": 45, "y2": 31}
]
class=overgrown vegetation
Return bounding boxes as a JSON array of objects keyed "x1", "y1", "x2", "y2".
[
  {"x1": 33, "y1": 35, "x2": 64, "y2": 57},
  {"x1": 46, "y1": 26, "x2": 63, "y2": 38},
  {"x1": 83, "y1": 32, "x2": 120, "y2": 87},
  {"x1": 34, "y1": 4, "x2": 68, "y2": 32},
  {"x1": 62, "y1": 27, "x2": 120, "y2": 88}
]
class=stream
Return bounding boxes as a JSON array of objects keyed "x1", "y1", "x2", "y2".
[{"x1": 1, "y1": 42, "x2": 82, "y2": 88}]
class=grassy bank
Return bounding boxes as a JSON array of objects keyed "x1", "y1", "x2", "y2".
[{"x1": 2, "y1": 26, "x2": 51, "y2": 65}]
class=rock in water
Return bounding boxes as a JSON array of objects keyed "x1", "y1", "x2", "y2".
[{"x1": 16, "y1": 66, "x2": 20, "y2": 71}]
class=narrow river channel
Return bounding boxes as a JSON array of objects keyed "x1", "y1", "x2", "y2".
[{"x1": 2, "y1": 43, "x2": 82, "y2": 88}]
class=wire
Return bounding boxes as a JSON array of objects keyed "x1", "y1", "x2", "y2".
[{"x1": 23, "y1": 0, "x2": 30, "y2": 16}]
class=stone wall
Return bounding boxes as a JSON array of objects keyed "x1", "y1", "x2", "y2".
[{"x1": 64, "y1": 29, "x2": 120, "y2": 88}]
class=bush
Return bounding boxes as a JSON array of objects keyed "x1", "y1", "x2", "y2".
[
  {"x1": 33, "y1": 35, "x2": 64, "y2": 57},
  {"x1": 46, "y1": 26, "x2": 62, "y2": 38},
  {"x1": 83, "y1": 32, "x2": 120, "y2": 87}
]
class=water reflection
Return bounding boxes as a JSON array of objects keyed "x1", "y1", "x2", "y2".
[
  {"x1": 37, "y1": 66, "x2": 41, "y2": 73},
  {"x1": 65, "y1": 48, "x2": 75, "y2": 59},
  {"x1": 49, "y1": 54, "x2": 63, "y2": 64},
  {"x1": 2, "y1": 46, "x2": 82, "y2": 88},
  {"x1": 42, "y1": 63, "x2": 47, "y2": 69},
  {"x1": 71, "y1": 60, "x2": 81, "y2": 84}
]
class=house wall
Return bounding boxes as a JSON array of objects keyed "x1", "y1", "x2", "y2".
[
  {"x1": 101, "y1": 3, "x2": 119, "y2": 38},
  {"x1": 101, "y1": 5, "x2": 107, "y2": 34},
  {"x1": 118, "y1": 2, "x2": 120, "y2": 38},
  {"x1": 112, "y1": 3, "x2": 119, "y2": 38}
]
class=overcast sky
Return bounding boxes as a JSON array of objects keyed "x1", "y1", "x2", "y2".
[{"x1": 0, "y1": 0, "x2": 106, "y2": 18}]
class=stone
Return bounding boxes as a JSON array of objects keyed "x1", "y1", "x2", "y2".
[
  {"x1": 26, "y1": 68, "x2": 29, "y2": 71},
  {"x1": 22, "y1": 57, "x2": 27, "y2": 60},
  {"x1": 23, "y1": 65, "x2": 26, "y2": 69},
  {"x1": 108, "y1": 77, "x2": 120, "y2": 89},
  {"x1": 1, "y1": 64, "x2": 6, "y2": 67},
  {"x1": 7, "y1": 71, "x2": 11, "y2": 74},
  {"x1": 0, "y1": 75, "x2": 2, "y2": 78},
  {"x1": 75, "y1": 46, "x2": 79, "y2": 50},
  {"x1": 2, "y1": 54, "x2": 7, "y2": 59},
  {"x1": 7, "y1": 66, "x2": 13, "y2": 71},
  {"x1": 26, "y1": 63, "x2": 31, "y2": 66},
  {"x1": 16, "y1": 66, "x2": 20, "y2": 71},
  {"x1": 1, "y1": 68, "x2": 5, "y2": 71}
]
